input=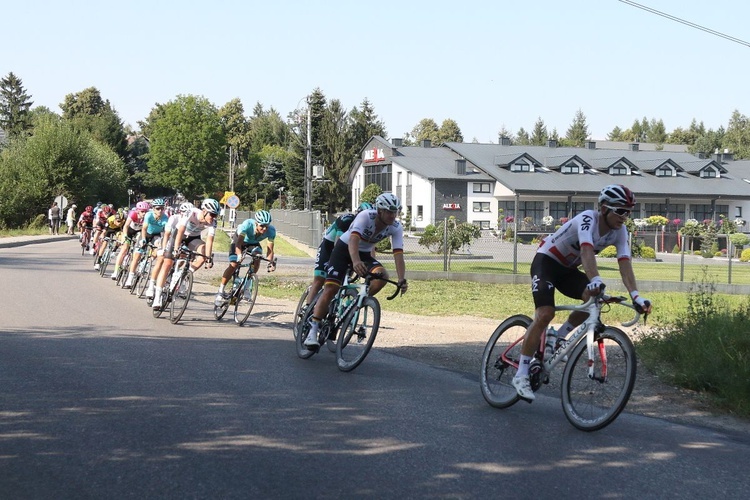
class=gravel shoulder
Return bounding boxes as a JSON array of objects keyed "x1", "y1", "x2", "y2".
[{"x1": 194, "y1": 266, "x2": 750, "y2": 436}]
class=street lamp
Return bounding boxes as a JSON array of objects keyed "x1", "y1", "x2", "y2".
[{"x1": 127, "y1": 189, "x2": 134, "y2": 207}]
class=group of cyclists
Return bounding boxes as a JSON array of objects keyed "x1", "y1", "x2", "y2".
[{"x1": 70, "y1": 184, "x2": 653, "y2": 402}]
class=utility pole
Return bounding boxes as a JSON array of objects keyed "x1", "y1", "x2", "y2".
[
  {"x1": 305, "y1": 98, "x2": 312, "y2": 211},
  {"x1": 228, "y1": 146, "x2": 235, "y2": 192}
]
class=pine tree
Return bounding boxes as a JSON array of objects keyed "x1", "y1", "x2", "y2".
[
  {"x1": 0, "y1": 72, "x2": 34, "y2": 138},
  {"x1": 565, "y1": 108, "x2": 589, "y2": 147},
  {"x1": 530, "y1": 117, "x2": 547, "y2": 145}
]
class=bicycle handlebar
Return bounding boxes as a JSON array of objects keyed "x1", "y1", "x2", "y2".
[
  {"x1": 598, "y1": 293, "x2": 645, "y2": 327},
  {"x1": 367, "y1": 272, "x2": 405, "y2": 301}
]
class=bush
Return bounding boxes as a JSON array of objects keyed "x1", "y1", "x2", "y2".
[
  {"x1": 741, "y1": 248, "x2": 750, "y2": 262},
  {"x1": 599, "y1": 245, "x2": 617, "y2": 258},
  {"x1": 672, "y1": 244, "x2": 680, "y2": 253},
  {"x1": 640, "y1": 246, "x2": 656, "y2": 259}
]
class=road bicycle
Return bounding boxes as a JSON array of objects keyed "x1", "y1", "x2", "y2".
[
  {"x1": 213, "y1": 248, "x2": 277, "y2": 326},
  {"x1": 296, "y1": 271, "x2": 403, "y2": 372},
  {"x1": 116, "y1": 239, "x2": 136, "y2": 288},
  {"x1": 292, "y1": 285, "x2": 312, "y2": 340},
  {"x1": 79, "y1": 225, "x2": 93, "y2": 256},
  {"x1": 152, "y1": 246, "x2": 211, "y2": 324},
  {"x1": 480, "y1": 291, "x2": 644, "y2": 431},
  {"x1": 97, "y1": 236, "x2": 120, "y2": 277},
  {"x1": 130, "y1": 242, "x2": 158, "y2": 297}
]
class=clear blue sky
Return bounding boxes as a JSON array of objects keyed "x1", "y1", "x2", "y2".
[{"x1": 4, "y1": 0, "x2": 748, "y2": 141}]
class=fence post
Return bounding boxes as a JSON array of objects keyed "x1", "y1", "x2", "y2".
[{"x1": 443, "y1": 217, "x2": 448, "y2": 272}]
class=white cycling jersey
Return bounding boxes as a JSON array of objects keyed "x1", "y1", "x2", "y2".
[
  {"x1": 340, "y1": 209, "x2": 404, "y2": 253},
  {"x1": 537, "y1": 210, "x2": 630, "y2": 268},
  {"x1": 177, "y1": 207, "x2": 217, "y2": 238}
]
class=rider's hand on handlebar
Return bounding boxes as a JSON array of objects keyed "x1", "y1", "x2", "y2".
[
  {"x1": 630, "y1": 291, "x2": 652, "y2": 315},
  {"x1": 586, "y1": 276, "x2": 605, "y2": 293},
  {"x1": 398, "y1": 278, "x2": 408, "y2": 295},
  {"x1": 267, "y1": 261, "x2": 276, "y2": 272},
  {"x1": 352, "y1": 260, "x2": 367, "y2": 277}
]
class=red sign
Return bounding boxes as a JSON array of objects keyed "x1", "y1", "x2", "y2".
[
  {"x1": 443, "y1": 203, "x2": 461, "y2": 210},
  {"x1": 363, "y1": 147, "x2": 385, "y2": 163}
]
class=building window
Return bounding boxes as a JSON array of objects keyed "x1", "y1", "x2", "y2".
[
  {"x1": 609, "y1": 164, "x2": 628, "y2": 175},
  {"x1": 561, "y1": 163, "x2": 580, "y2": 174},
  {"x1": 397, "y1": 171, "x2": 402, "y2": 187},
  {"x1": 476, "y1": 220, "x2": 491, "y2": 229},
  {"x1": 473, "y1": 202, "x2": 490, "y2": 212},
  {"x1": 736, "y1": 206, "x2": 743, "y2": 218},
  {"x1": 473, "y1": 182, "x2": 491, "y2": 193},
  {"x1": 655, "y1": 165, "x2": 674, "y2": 177},
  {"x1": 549, "y1": 201, "x2": 568, "y2": 221},
  {"x1": 700, "y1": 167, "x2": 717, "y2": 178},
  {"x1": 510, "y1": 160, "x2": 530, "y2": 172},
  {"x1": 644, "y1": 203, "x2": 685, "y2": 220},
  {"x1": 407, "y1": 172, "x2": 412, "y2": 186},
  {"x1": 416, "y1": 205, "x2": 423, "y2": 221},
  {"x1": 690, "y1": 204, "x2": 728, "y2": 221},
  {"x1": 364, "y1": 164, "x2": 392, "y2": 191}
]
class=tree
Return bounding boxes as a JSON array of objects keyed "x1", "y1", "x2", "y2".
[
  {"x1": 565, "y1": 108, "x2": 589, "y2": 147},
  {"x1": 145, "y1": 94, "x2": 227, "y2": 200},
  {"x1": 360, "y1": 183, "x2": 382, "y2": 204},
  {"x1": 0, "y1": 72, "x2": 34, "y2": 139},
  {"x1": 286, "y1": 88, "x2": 327, "y2": 209},
  {"x1": 219, "y1": 98, "x2": 251, "y2": 163},
  {"x1": 405, "y1": 118, "x2": 439, "y2": 146},
  {"x1": 348, "y1": 98, "x2": 386, "y2": 149},
  {"x1": 607, "y1": 126, "x2": 623, "y2": 141},
  {"x1": 647, "y1": 118, "x2": 667, "y2": 144},
  {"x1": 530, "y1": 117, "x2": 547, "y2": 145},
  {"x1": 60, "y1": 87, "x2": 127, "y2": 158},
  {"x1": 498, "y1": 125, "x2": 514, "y2": 144},
  {"x1": 256, "y1": 144, "x2": 293, "y2": 205},
  {"x1": 437, "y1": 119, "x2": 463, "y2": 144},
  {"x1": 515, "y1": 127, "x2": 531, "y2": 145},
  {"x1": 315, "y1": 99, "x2": 352, "y2": 213},
  {"x1": 690, "y1": 127, "x2": 725, "y2": 156},
  {"x1": 418, "y1": 217, "x2": 481, "y2": 270},
  {"x1": 723, "y1": 110, "x2": 750, "y2": 159}
]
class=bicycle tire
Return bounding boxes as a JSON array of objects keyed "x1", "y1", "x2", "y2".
[
  {"x1": 480, "y1": 314, "x2": 532, "y2": 408},
  {"x1": 116, "y1": 252, "x2": 131, "y2": 287},
  {"x1": 169, "y1": 270, "x2": 193, "y2": 324},
  {"x1": 326, "y1": 288, "x2": 357, "y2": 353},
  {"x1": 336, "y1": 296, "x2": 381, "y2": 372},
  {"x1": 213, "y1": 286, "x2": 231, "y2": 321},
  {"x1": 561, "y1": 326, "x2": 637, "y2": 432},
  {"x1": 293, "y1": 286, "x2": 311, "y2": 339},
  {"x1": 295, "y1": 291, "x2": 320, "y2": 359},
  {"x1": 136, "y1": 258, "x2": 152, "y2": 298},
  {"x1": 234, "y1": 273, "x2": 259, "y2": 326},
  {"x1": 152, "y1": 287, "x2": 169, "y2": 318},
  {"x1": 99, "y1": 247, "x2": 111, "y2": 277}
]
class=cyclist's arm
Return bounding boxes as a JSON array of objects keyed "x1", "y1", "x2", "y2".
[
  {"x1": 617, "y1": 257, "x2": 638, "y2": 295},
  {"x1": 204, "y1": 234, "x2": 215, "y2": 267},
  {"x1": 173, "y1": 224, "x2": 187, "y2": 253},
  {"x1": 348, "y1": 233, "x2": 367, "y2": 276},
  {"x1": 393, "y1": 251, "x2": 407, "y2": 291},
  {"x1": 265, "y1": 239, "x2": 275, "y2": 262},
  {"x1": 579, "y1": 243, "x2": 601, "y2": 281}
]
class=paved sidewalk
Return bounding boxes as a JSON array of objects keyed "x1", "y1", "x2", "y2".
[{"x1": 0, "y1": 234, "x2": 77, "y2": 249}]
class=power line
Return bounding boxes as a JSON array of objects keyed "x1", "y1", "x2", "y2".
[{"x1": 618, "y1": 0, "x2": 750, "y2": 48}]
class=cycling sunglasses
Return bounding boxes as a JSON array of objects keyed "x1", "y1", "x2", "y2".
[{"x1": 604, "y1": 205, "x2": 632, "y2": 217}]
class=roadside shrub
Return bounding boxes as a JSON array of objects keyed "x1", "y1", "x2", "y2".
[
  {"x1": 741, "y1": 248, "x2": 750, "y2": 262},
  {"x1": 640, "y1": 245, "x2": 656, "y2": 259},
  {"x1": 599, "y1": 245, "x2": 617, "y2": 258}
]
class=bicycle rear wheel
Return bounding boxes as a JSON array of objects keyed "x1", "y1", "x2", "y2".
[
  {"x1": 336, "y1": 296, "x2": 380, "y2": 372},
  {"x1": 293, "y1": 286, "x2": 311, "y2": 339},
  {"x1": 136, "y1": 258, "x2": 153, "y2": 298},
  {"x1": 213, "y1": 284, "x2": 232, "y2": 321},
  {"x1": 295, "y1": 291, "x2": 320, "y2": 359},
  {"x1": 480, "y1": 314, "x2": 532, "y2": 408},
  {"x1": 234, "y1": 273, "x2": 259, "y2": 326},
  {"x1": 99, "y1": 246, "x2": 111, "y2": 277},
  {"x1": 561, "y1": 326, "x2": 637, "y2": 432},
  {"x1": 169, "y1": 271, "x2": 194, "y2": 324}
]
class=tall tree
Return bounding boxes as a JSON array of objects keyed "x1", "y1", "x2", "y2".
[
  {"x1": 287, "y1": 88, "x2": 327, "y2": 209},
  {"x1": 723, "y1": 110, "x2": 750, "y2": 159},
  {"x1": 437, "y1": 119, "x2": 463, "y2": 144},
  {"x1": 0, "y1": 72, "x2": 34, "y2": 138},
  {"x1": 405, "y1": 118, "x2": 439, "y2": 146},
  {"x1": 565, "y1": 108, "x2": 589, "y2": 147},
  {"x1": 498, "y1": 125, "x2": 514, "y2": 144},
  {"x1": 316, "y1": 99, "x2": 352, "y2": 213},
  {"x1": 515, "y1": 127, "x2": 531, "y2": 145},
  {"x1": 219, "y1": 98, "x2": 251, "y2": 163},
  {"x1": 647, "y1": 118, "x2": 667, "y2": 144},
  {"x1": 60, "y1": 87, "x2": 127, "y2": 158},
  {"x1": 607, "y1": 126, "x2": 623, "y2": 141},
  {"x1": 530, "y1": 117, "x2": 547, "y2": 145},
  {"x1": 348, "y1": 98, "x2": 386, "y2": 148},
  {"x1": 145, "y1": 94, "x2": 227, "y2": 200}
]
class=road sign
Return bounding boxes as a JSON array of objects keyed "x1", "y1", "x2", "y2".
[
  {"x1": 226, "y1": 195, "x2": 240, "y2": 209},
  {"x1": 55, "y1": 195, "x2": 68, "y2": 210}
]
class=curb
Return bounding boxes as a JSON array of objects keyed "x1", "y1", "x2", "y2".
[{"x1": 0, "y1": 235, "x2": 78, "y2": 249}]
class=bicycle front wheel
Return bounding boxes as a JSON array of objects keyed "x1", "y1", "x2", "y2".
[
  {"x1": 561, "y1": 326, "x2": 637, "y2": 432},
  {"x1": 295, "y1": 291, "x2": 320, "y2": 359},
  {"x1": 336, "y1": 296, "x2": 380, "y2": 372},
  {"x1": 479, "y1": 314, "x2": 532, "y2": 408},
  {"x1": 293, "y1": 286, "x2": 311, "y2": 339},
  {"x1": 327, "y1": 288, "x2": 357, "y2": 353},
  {"x1": 234, "y1": 274, "x2": 259, "y2": 326},
  {"x1": 169, "y1": 271, "x2": 194, "y2": 324},
  {"x1": 136, "y1": 258, "x2": 153, "y2": 298},
  {"x1": 99, "y1": 247, "x2": 111, "y2": 277}
]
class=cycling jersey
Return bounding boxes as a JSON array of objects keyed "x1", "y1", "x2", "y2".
[
  {"x1": 340, "y1": 209, "x2": 404, "y2": 253},
  {"x1": 177, "y1": 207, "x2": 217, "y2": 238},
  {"x1": 106, "y1": 214, "x2": 126, "y2": 231},
  {"x1": 323, "y1": 213, "x2": 355, "y2": 243},
  {"x1": 143, "y1": 211, "x2": 169, "y2": 236},
  {"x1": 78, "y1": 211, "x2": 94, "y2": 226},
  {"x1": 235, "y1": 218, "x2": 276, "y2": 245},
  {"x1": 537, "y1": 210, "x2": 630, "y2": 268},
  {"x1": 126, "y1": 209, "x2": 146, "y2": 231}
]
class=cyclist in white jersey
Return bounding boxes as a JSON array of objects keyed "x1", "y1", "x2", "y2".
[
  {"x1": 151, "y1": 199, "x2": 218, "y2": 310},
  {"x1": 303, "y1": 193, "x2": 408, "y2": 348},
  {"x1": 511, "y1": 184, "x2": 653, "y2": 401},
  {"x1": 145, "y1": 203, "x2": 193, "y2": 299}
]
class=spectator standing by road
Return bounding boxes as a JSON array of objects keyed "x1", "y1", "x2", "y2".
[
  {"x1": 66, "y1": 204, "x2": 77, "y2": 234},
  {"x1": 49, "y1": 202, "x2": 61, "y2": 235}
]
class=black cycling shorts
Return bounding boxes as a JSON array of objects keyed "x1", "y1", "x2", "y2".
[{"x1": 529, "y1": 253, "x2": 588, "y2": 309}]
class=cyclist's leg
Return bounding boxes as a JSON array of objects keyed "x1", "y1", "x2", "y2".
[{"x1": 305, "y1": 243, "x2": 348, "y2": 347}]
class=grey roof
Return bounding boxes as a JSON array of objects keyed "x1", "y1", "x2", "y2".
[
  {"x1": 392, "y1": 145, "x2": 493, "y2": 181},
  {"x1": 443, "y1": 142, "x2": 750, "y2": 200},
  {"x1": 592, "y1": 140, "x2": 689, "y2": 152}
]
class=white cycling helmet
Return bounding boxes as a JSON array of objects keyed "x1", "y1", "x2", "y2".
[
  {"x1": 179, "y1": 202, "x2": 194, "y2": 215},
  {"x1": 201, "y1": 198, "x2": 220, "y2": 215},
  {"x1": 598, "y1": 184, "x2": 636, "y2": 208},
  {"x1": 375, "y1": 193, "x2": 402, "y2": 212},
  {"x1": 254, "y1": 210, "x2": 272, "y2": 225}
]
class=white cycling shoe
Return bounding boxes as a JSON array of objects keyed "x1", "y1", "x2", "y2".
[{"x1": 512, "y1": 375, "x2": 535, "y2": 401}]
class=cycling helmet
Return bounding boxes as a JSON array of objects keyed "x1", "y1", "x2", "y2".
[
  {"x1": 101, "y1": 205, "x2": 113, "y2": 215},
  {"x1": 85, "y1": 205, "x2": 93, "y2": 212},
  {"x1": 152, "y1": 198, "x2": 165, "y2": 207},
  {"x1": 254, "y1": 210, "x2": 272, "y2": 225},
  {"x1": 164, "y1": 207, "x2": 174, "y2": 217},
  {"x1": 96, "y1": 201, "x2": 102, "y2": 207},
  {"x1": 598, "y1": 184, "x2": 635, "y2": 208},
  {"x1": 357, "y1": 202, "x2": 374, "y2": 213},
  {"x1": 136, "y1": 201, "x2": 150, "y2": 211},
  {"x1": 179, "y1": 202, "x2": 194, "y2": 215},
  {"x1": 375, "y1": 193, "x2": 402, "y2": 212},
  {"x1": 201, "y1": 198, "x2": 220, "y2": 215},
  {"x1": 117, "y1": 208, "x2": 126, "y2": 219}
]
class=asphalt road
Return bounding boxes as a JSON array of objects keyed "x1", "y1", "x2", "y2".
[{"x1": 2, "y1": 240, "x2": 750, "y2": 498}]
